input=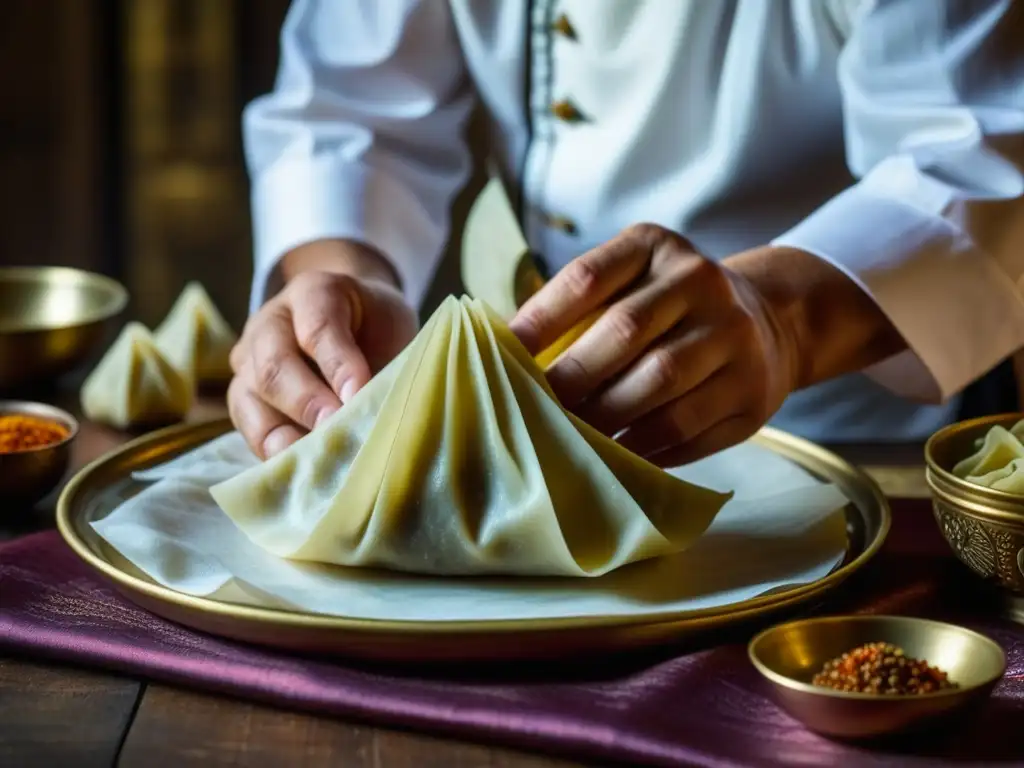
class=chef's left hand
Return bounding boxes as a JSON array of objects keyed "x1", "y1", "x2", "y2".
[{"x1": 509, "y1": 224, "x2": 803, "y2": 467}]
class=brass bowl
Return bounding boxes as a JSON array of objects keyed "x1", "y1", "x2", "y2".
[
  {"x1": 749, "y1": 615, "x2": 1006, "y2": 739},
  {"x1": 925, "y1": 413, "x2": 1024, "y2": 618},
  {"x1": 0, "y1": 267, "x2": 128, "y2": 391},
  {"x1": 0, "y1": 400, "x2": 79, "y2": 505}
]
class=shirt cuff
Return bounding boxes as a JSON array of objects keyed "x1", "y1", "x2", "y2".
[
  {"x1": 249, "y1": 154, "x2": 444, "y2": 316},
  {"x1": 773, "y1": 182, "x2": 1024, "y2": 403}
]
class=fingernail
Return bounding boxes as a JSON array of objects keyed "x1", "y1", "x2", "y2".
[
  {"x1": 262, "y1": 429, "x2": 293, "y2": 458},
  {"x1": 314, "y1": 405, "x2": 337, "y2": 427},
  {"x1": 340, "y1": 378, "x2": 359, "y2": 404}
]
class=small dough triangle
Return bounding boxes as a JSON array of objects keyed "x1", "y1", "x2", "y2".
[
  {"x1": 81, "y1": 322, "x2": 193, "y2": 428},
  {"x1": 154, "y1": 282, "x2": 237, "y2": 385},
  {"x1": 211, "y1": 295, "x2": 732, "y2": 578}
]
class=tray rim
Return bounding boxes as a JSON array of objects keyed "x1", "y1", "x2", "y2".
[{"x1": 56, "y1": 418, "x2": 891, "y2": 637}]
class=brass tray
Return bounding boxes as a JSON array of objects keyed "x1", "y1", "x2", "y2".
[{"x1": 57, "y1": 419, "x2": 891, "y2": 662}]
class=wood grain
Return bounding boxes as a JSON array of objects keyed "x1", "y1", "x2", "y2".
[
  {"x1": 0, "y1": 658, "x2": 140, "y2": 768},
  {"x1": 119, "y1": 686, "x2": 586, "y2": 768}
]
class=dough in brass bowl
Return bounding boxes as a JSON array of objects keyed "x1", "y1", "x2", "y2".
[
  {"x1": 0, "y1": 267, "x2": 128, "y2": 391},
  {"x1": 925, "y1": 413, "x2": 1024, "y2": 618},
  {"x1": 749, "y1": 615, "x2": 1005, "y2": 739}
]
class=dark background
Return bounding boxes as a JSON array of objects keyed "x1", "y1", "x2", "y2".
[
  {"x1": 0, "y1": 0, "x2": 476, "y2": 332},
  {"x1": 0, "y1": 0, "x2": 293, "y2": 329}
]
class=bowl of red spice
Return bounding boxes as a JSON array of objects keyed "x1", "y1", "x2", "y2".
[
  {"x1": 0, "y1": 400, "x2": 79, "y2": 505},
  {"x1": 748, "y1": 615, "x2": 1006, "y2": 739}
]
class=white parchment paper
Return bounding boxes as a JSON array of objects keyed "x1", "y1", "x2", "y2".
[{"x1": 90, "y1": 432, "x2": 850, "y2": 622}]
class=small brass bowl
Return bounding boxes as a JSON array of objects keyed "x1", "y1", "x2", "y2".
[
  {"x1": 925, "y1": 413, "x2": 1024, "y2": 618},
  {"x1": 0, "y1": 401, "x2": 79, "y2": 505},
  {"x1": 749, "y1": 615, "x2": 1006, "y2": 739},
  {"x1": 0, "y1": 266, "x2": 128, "y2": 391}
]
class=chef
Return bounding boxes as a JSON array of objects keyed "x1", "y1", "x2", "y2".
[{"x1": 228, "y1": 0, "x2": 1024, "y2": 465}]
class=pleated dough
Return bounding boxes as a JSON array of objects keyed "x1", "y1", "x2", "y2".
[
  {"x1": 153, "y1": 282, "x2": 237, "y2": 385},
  {"x1": 210, "y1": 296, "x2": 732, "y2": 578},
  {"x1": 953, "y1": 421, "x2": 1024, "y2": 493},
  {"x1": 81, "y1": 322, "x2": 193, "y2": 428},
  {"x1": 969, "y1": 458, "x2": 1024, "y2": 494}
]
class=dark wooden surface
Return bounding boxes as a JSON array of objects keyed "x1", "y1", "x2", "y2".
[
  {"x1": 0, "y1": 390, "x2": 930, "y2": 767},
  {"x1": 0, "y1": 394, "x2": 587, "y2": 768}
]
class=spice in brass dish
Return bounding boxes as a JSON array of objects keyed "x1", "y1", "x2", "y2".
[
  {"x1": 925, "y1": 413, "x2": 1024, "y2": 621},
  {"x1": 748, "y1": 615, "x2": 1005, "y2": 739},
  {"x1": 0, "y1": 400, "x2": 79, "y2": 504},
  {"x1": 811, "y1": 641, "x2": 956, "y2": 695},
  {"x1": 0, "y1": 267, "x2": 128, "y2": 391}
]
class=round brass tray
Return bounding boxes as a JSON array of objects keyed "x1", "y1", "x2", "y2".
[{"x1": 57, "y1": 419, "x2": 891, "y2": 662}]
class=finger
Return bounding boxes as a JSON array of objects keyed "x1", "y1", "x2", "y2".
[
  {"x1": 291, "y1": 276, "x2": 373, "y2": 403},
  {"x1": 509, "y1": 233, "x2": 653, "y2": 354},
  {"x1": 545, "y1": 273, "x2": 694, "y2": 408},
  {"x1": 228, "y1": 376, "x2": 304, "y2": 459},
  {"x1": 616, "y1": 366, "x2": 747, "y2": 458},
  {"x1": 645, "y1": 416, "x2": 756, "y2": 468},
  {"x1": 249, "y1": 310, "x2": 340, "y2": 430},
  {"x1": 229, "y1": 339, "x2": 245, "y2": 374},
  {"x1": 575, "y1": 322, "x2": 731, "y2": 436}
]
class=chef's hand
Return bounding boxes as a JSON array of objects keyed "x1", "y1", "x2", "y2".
[
  {"x1": 509, "y1": 223, "x2": 901, "y2": 467},
  {"x1": 228, "y1": 240, "x2": 417, "y2": 459}
]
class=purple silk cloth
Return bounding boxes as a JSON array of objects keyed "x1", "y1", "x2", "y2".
[{"x1": 1, "y1": 500, "x2": 1022, "y2": 767}]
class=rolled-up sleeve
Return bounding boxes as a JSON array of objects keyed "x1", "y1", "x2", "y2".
[
  {"x1": 242, "y1": 0, "x2": 475, "y2": 315},
  {"x1": 773, "y1": 0, "x2": 1024, "y2": 402}
]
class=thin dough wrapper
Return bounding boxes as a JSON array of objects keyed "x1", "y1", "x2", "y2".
[
  {"x1": 81, "y1": 322, "x2": 192, "y2": 428},
  {"x1": 210, "y1": 296, "x2": 732, "y2": 578},
  {"x1": 153, "y1": 282, "x2": 237, "y2": 385},
  {"x1": 954, "y1": 420, "x2": 1024, "y2": 492},
  {"x1": 953, "y1": 424, "x2": 1024, "y2": 480},
  {"x1": 969, "y1": 458, "x2": 1024, "y2": 493}
]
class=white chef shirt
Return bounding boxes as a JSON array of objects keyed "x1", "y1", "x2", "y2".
[{"x1": 242, "y1": 0, "x2": 1024, "y2": 443}]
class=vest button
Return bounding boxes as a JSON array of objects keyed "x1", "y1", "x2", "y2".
[
  {"x1": 551, "y1": 14, "x2": 578, "y2": 40},
  {"x1": 550, "y1": 99, "x2": 586, "y2": 123},
  {"x1": 544, "y1": 214, "x2": 578, "y2": 235}
]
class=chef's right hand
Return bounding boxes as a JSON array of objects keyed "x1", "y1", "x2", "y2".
[{"x1": 228, "y1": 240, "x2": 418, "y2": 459}]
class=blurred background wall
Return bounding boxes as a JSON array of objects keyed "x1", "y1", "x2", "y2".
[{"x1": 0, "y1": 0, "x2": 475, "y2": 331}]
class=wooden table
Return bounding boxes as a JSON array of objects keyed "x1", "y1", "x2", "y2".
[{"x1": 0, "y1": 396, "x2": 931, "y2": 768}]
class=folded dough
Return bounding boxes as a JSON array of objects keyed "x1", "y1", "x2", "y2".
[
  {"x1": 153, "y1": 282, "x2": 237, "y2": 385},
  {"x1": 968, "y1": 458, "x2": 1024, "y2": 494},
  {"x1": 81, "y1": 322, "x2": 193, "y2": 428},
  {"x1": 210, "y1": 295, "x2": 732, "y2": 578},
  {"x1": 953, "y1": 421, "x2": 1024, "y2": 493}
]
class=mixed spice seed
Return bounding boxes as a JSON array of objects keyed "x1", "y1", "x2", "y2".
[
  {"x1": 0, "y1": 414, "x2": 70, "y2": 453},
  {"x1": 811, "y1": 642, "x2": 958, "y2": 695}
]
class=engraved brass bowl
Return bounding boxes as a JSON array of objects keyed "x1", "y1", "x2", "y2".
[
  {"x1": 0, "y1": 267, "x2": 128, "y2": 391},
  {"x1": 925, "y1": 413, "x2": 1024, "y2": 620},
  {"x1": 749, "y1": 615, "x2": 1006, "y2": 739},
  {"x1": 0, "y1": 400, "x2": 79, "y2": 505}
]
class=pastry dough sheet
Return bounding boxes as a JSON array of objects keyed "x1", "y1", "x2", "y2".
[{"x1": 91, "y1": 433, "x2": 850, "y2": 623}]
